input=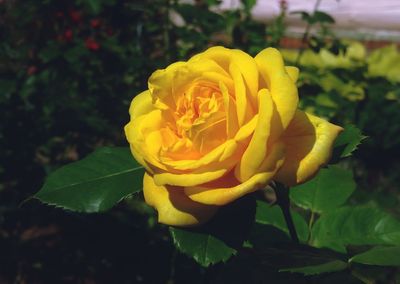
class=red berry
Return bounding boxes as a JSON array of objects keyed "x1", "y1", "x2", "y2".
[
  {"x1": 90, "y1": 19, "x2": 101, "y2": 28},
  {"x1": 85, "y1": 38, "x2": 100, "y2": 51},
  {"x1": 69, "y1": 10, "x2": 82, "y2": 23},
  {"x1": 27, "y1": 66, "x2": 37, "y2": 76},
  {"x1": 64, "y1": 29, "x2": 73, "y2": 42}
]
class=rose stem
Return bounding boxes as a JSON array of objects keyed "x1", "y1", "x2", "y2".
[{"x1": 273, "y1": 182, "x2": 300, "y2": 244}]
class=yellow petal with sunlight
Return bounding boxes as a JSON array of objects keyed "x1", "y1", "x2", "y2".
[
  {"x1": 274, "y1": 110, "x2": 343, "y2": 186},
  {"x1": 143, "y1": 173, "x2": 218, "y2": 226},
  {"x1": 153, "y1": 168, "x2": 228, "y2": 187},
  {"x1": 220, "y1": 81, "x2": 239, "y2": 138},
  {"x1": 285, "y1": 66, "x2": 299, "y2": 83},
  {"x1": 125, "y1": 110, "x2": 167, "y2": 171},
  {"x1": 148, "y1": 59, "x2": 232, "y2": 110},
  {"x1": 185, "y1": 142, "x2": 285, "y2": 206},
  {"x1": 160, "y1": 139, "x2": 238, "y2": 171},
  {"x1": 235, "y1": 88, "x2": 274, "y2": 181},
  {"x1": 255, "y1": 48, "x2": 298, "y2": 131},
  {"x1": 229, "y1": 62, "x2": 254, "y2": 126},
  {"x1": 191, "y1": 46, "x2": 259, "y2": 100},
  {"x1": 128, "y1": 90, "x2": 154, "y2": 120}
]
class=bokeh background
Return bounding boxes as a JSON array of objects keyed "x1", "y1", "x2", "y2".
[{"x1": 1, "y1": 0, "x2": 399, "y2": 283}]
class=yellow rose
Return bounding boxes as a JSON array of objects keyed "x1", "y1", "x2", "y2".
[{"x1": 125, "y1": 46, "x2": 342, "y2": 227}]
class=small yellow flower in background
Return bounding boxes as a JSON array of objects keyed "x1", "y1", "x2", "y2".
[{"x1": 125, "y1": 46, "x2": 342, "y2": 227}]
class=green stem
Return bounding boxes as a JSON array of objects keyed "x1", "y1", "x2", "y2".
[
  {"x1": 307, "y1": 211, "x2": 315, "y2": 243},
  {"x1": 273, "y1": 182, "x2": 299, "y2": 244}
]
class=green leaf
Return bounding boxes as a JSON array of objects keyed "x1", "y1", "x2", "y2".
[
  {"x1": 255, "y1": 200, "x2": 309, "y2": 242},
  {"x1": 35, "y1": 147, "x2": 144, "y2": 213},
  {"x1": 214, "y1": 245, "x2": 351, "y2": 283},
  {"x1": 170, "y1": 227, "x2": 236, "y2": 267},
  {"x1": 280, "y1": 260, "x2": 347, "y2": 275},
  {"x1": 290, "y1": 166, "x2": 356, "y2": 213},
  {"x1": 312, "y1": 11, "x2": 335, "y2": 24},
  {"x1": 170, "y1": 195, "x2": 256, "y2": 267},
  {"x1": 291, "y1": 11, "x2": 312, "y2": 23},
  {"x1": 38, "y1": 41, "x2": 61, "y2": 63},
  {"x1": 332, "y1": 125, "x2": 366, "y2": 160},
  {"x1": 241, "y1": 0, "x2": 257, "y2": 11},
  {"x1": 350, "y1": 246, "x2": 400, "y2": 266},
  {"x1": 86, "y1": 0, "x2": 102, "y2": 14},
  {"x1": 311, "y1": 206, "x2": 400, "y2": 253}
]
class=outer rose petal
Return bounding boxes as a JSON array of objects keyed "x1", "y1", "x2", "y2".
[
  {"x1": 285, "y1": 66, "x2": 299, "y2": 83},
  {"x1": 143, "y1": 173, "x2": 218, "y2": 226},
  {"x1": 125, "y1": 110, "x2": 166, "y2": 171},
  {"x1": 128, "y1": 90, "x2": 154, "y2": 120},
  {"x1": 255, "y1": 48, "x2": 299, "y2": 132},
  {"x1": 184, "y1": 142, "x2": 285, "y2": 206},
  {"x1": 274, "y1": 110, "x2": 343, "y2": 186}
]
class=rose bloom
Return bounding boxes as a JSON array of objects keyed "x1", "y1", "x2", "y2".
[{"x1": 125, "y1": 47, "x2": 342, "y2": 226}]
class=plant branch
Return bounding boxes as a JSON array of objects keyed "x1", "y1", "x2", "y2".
[
  {"x1": 295, "y1": 0, "x2": 323, "y2": 65},
  {"x1": 273, "y1": 182, "x2": 299, "y2": 244}
]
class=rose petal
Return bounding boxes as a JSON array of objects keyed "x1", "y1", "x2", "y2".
[
  {"x1": 125, "y1": 110, "x2": 167, "y2": 171},
  {"x1": 153, "y1": 168, "x2": 228, "y2": 187},
  {"x1": 274, "y1": 110, "x2": 343, "y2": 186},
  {"x1": 184, "y1": 142, "x2": 285, "y2": 206},
  {"x1": 128, "y1": 90, "x2": 154, "y2": 120},
  {"x1": 229, "y1": 62, "x2": 254, "y2": 126},
  {"x1": 255, "y1": 48, "x2": 298, "y2": 131},
  {"x1": 191, "y1": 46, "x2": 259, "y2": 100},
  {"x1": 148, "y1": 61, "x2": 186, "y2": 109},
  {"x1": 160, "y1": 139, "x2": 238, "y2": 170},
  {"x1": 235, "y1": 88, "x2": 274, "y2": 181},
  {"x1": 148, "y1": 59, "x2": 232, "y2": 110},
  {"x1": 220, "y1": 81, "x2": 239, "y2": 138},
  {"x1": 234, "y1": 114, "x2": 258, "y2": 141},
  {"x1": 160, "y1": 111, "x2": 258, "y2": 172},
  {"x1": 143, "y1": 173, "x2": 218, "y2": 226},
  {"x1": 285, "y1": 66, "x2": 299, "y2": 83}
]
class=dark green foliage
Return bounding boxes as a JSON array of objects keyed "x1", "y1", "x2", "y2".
[
  {"x1": 255, "y1": 200, "x2": 309, "y2": 243},
  {"x1": 35, "y1": 147, "x2": 144, "y2": 212},
  {"x1": 350, "y1": 246, "x2": 400, "y2": 266},
  {"x1": 311, "y1": 206, "x2": 400, "y2": 252},
  {"x1": 170, "y1": 195, "x2": 256, "y2": 266},
  {"x1": 332, "y1": 124, "x2": 367, "y2": 160},
  {"x1": 280, "y1": 260, "x2": 348, "y2": 276}
]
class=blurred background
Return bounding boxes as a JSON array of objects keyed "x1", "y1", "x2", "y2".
[{"x1": 1, "y1": 0, "x2": 399, "y2": 283}]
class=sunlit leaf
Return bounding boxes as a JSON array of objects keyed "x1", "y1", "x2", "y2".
[{"x1": 290, "y1": 166, "x2": 356, "y2": 213}]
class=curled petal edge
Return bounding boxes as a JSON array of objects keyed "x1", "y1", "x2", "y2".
[{"x1": 143, "y1": 173, "x2": 218, "y2": 227}]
